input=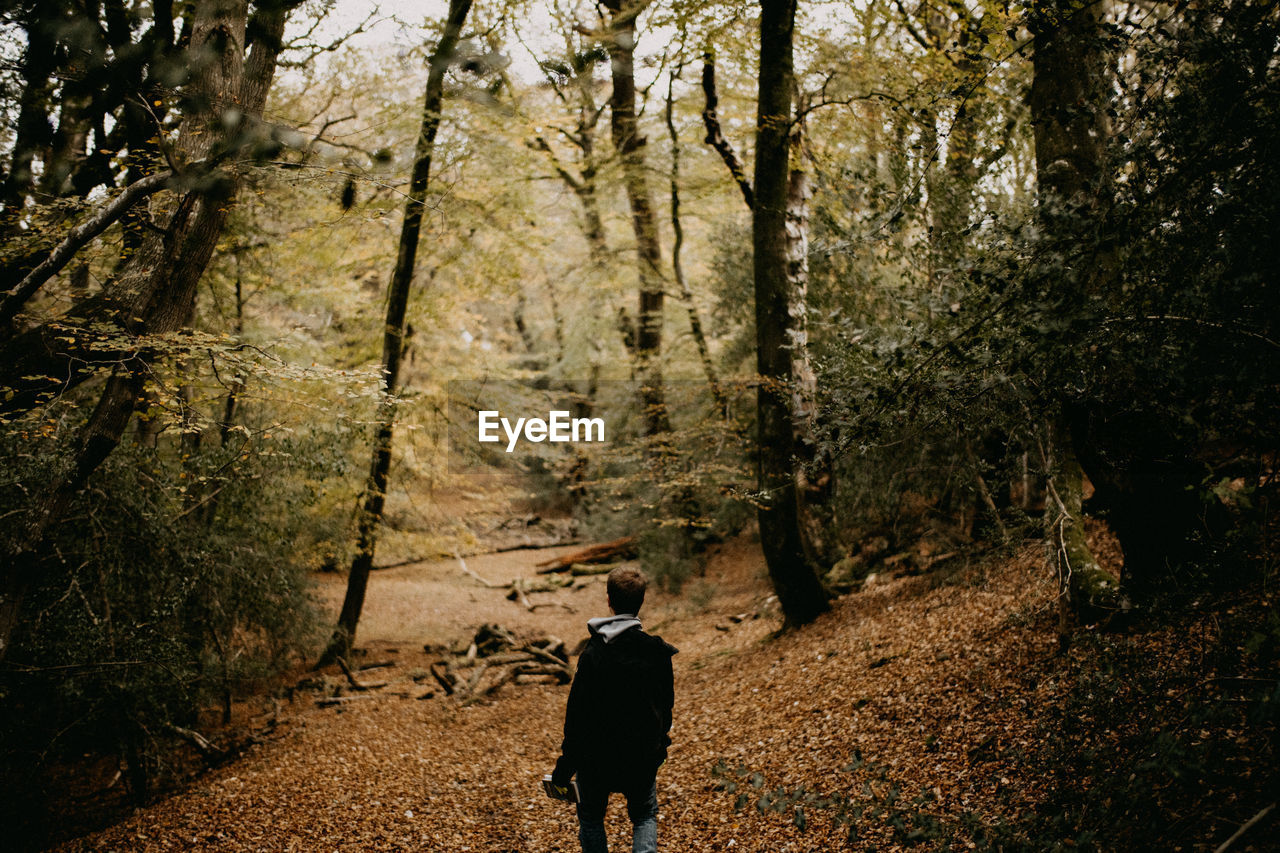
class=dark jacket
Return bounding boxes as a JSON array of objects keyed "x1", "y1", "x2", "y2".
[{"x1": 553, "y1": 619, "x2": 677, "y2": 790}]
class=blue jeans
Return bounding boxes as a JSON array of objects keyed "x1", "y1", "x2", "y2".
[{"x1": 575, "y1": 773, "x2": 658, "y2": 853}]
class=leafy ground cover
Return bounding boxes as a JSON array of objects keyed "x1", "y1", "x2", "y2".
[{"x1": 50, "y1": 529, "x2": 1277, "y2": 852}]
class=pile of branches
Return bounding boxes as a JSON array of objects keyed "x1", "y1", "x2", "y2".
[{"x1": 428, "y1": 624, "x2": 573, "y2": 704}]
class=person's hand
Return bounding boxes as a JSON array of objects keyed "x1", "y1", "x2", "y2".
[{"x1": 550, "y1": 756, "x2": 573, "y2": 786}]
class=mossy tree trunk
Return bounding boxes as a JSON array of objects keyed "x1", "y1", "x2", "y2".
[
  {"x1": 1028, "y1": 0, "x2": 1125, "y2": 624},
  {"x1": 702, "y1": 52, "x2": 838, "y2": 569},
  {"x1": 753, "y1": 0, "x2": 830, "y2": 628}
]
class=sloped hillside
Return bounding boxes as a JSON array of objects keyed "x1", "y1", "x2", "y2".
[{"x1": 55, "y1": 531, "x2": 1278, "y2": 852}]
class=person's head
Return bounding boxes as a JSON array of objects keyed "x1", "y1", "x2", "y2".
[{"x1": 607, "y1": 566, "x2": 647, "y2": 616}]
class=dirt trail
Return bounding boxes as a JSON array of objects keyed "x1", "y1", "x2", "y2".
[
  {"x1": 55, "y1": 537, "x2": 1061, "y2": 852},
  {"x1": 310, "y1": 544, "x2": 601, "y2": 650}
]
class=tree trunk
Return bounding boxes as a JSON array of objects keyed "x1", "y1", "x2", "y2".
[
  {"x1": 220, "y1": 267, "x2": 247, "y2": 446},
  {"x1": 0, "y1": 11, "x2": 57, "y2": 222},
  {"x1": 1043, "y1": 417, "x2": 1119, "y2": 630},
  {"x1": 602, "y1": 0, "x2": 670, "y2": 439},
  {"x1": 1028, "y1": 0, "x2": 1124, "y2": 622},
  {"x1": 702, "y1": 52, "x2": 836, "y2": 562},
  {"x1": 319, "y1": 0, "x2": 473, "y2": 667},
  {"x1": 0, "y1": 0, "x2": 301, "y2": 662},
  {"x1": 665, "y1": 66, "x2": 728, "y2": 418},
  {"x1": 785, "y1": 121, "x2": 838, "y2": 567},
  {"x1": 753, "y1": 0, "x2": 830, "y2": 628}
]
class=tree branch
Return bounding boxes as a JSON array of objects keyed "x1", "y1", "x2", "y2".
[
  {"x1": 700, "y1": 52, "x2": 753, "y2": 210},
  {"x1": 528, "y1": 136, "x2": 585, "y2": 191},
  {"x1": 0, "y1": 170, "x2": 173, "y2": 327}
]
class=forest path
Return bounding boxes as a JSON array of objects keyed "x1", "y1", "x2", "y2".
[{"x1": 55, "y1": 537, "x2": 1062, "y2": 852}]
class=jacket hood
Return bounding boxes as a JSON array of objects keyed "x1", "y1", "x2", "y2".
[{"x1": 587, "y1": 613, "x2": 642, "y2": 644}]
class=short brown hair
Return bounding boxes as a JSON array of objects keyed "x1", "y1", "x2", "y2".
[{"x1": 607, "y1": 567, "x2": 647, "y2": 615}]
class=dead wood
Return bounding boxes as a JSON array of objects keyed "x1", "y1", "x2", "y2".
[
  {"x1": 451, "y1": 645, "x2": 573, "y2": 702},
  {"x1": 452, "y1": 651, "x2": 516, "y2": 669},
  {"x1": 471, "y1": 623, "x2": 520, "y2": 656},
  {"x1": 337, "y1": 657, "x2": 388, "y2": 691},
  {"x1": 166, "y1": 724, "x2": 227, "y2": 761},
  {"x1": 520, "y1": 642, "x2": 572, "y2": 672},
  {"x1": 315, "y1": 695, "x2": 375, "y2": 708},
  {"x1": 507, "y1": 580, "x2": 534, "y2": 611},
  {"x1": 429, "y1": 662, "x2": 456, "y2": 696},
  {"x1": 513, "y1": 664, "x2": 573, "y2": 683},
  {"x1": 505, "y1": 575, "x2": 573, "y2": 610},
  {"x1": 455, "y1": 549, "x2": 505, "y2": 588},
  {"x1": 569, "y1": 563, "x2": 613, "y2": 576},
  {"x1": 529, "y1": 602, "x2": 576, "y2": 613},
  {"x1": 1214, "y1": 802, "x2": 1276, "y2": 853},
  {"x1": 462, "y1": 657, "x2": 503, "y2": 696},
  {"x1": 494, "y1": 539, "x2": 581, "y2": 553},
  {"x1": 371, "y1": 556, "x2": 434, "y2": 571},
  {"x1": 534, "y1": 536, "x2": 637, "y2": 573}
]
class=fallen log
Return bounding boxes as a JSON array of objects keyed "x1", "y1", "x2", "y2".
[
  {"x1": 453, "y1": 650, "x2": 535, "y2": 669},
  {"x1": 513, "y1": 664, "x2": 574, "y2": 684},
  {"x1": 529, "y1": 602, "x2": 576, "y2": 613},
  {"x1": 535, "y1": 537, "x2": 637, "y2": 573},
  {"x1": 494, "y1": 539, "x2": 580, "y2": 553},
  {"x1": 569, "y1": 563, "x2": 613, "y2": 577},
  {"x1": 505, "y1": 575, "x2": 572, "y2": 611},
  {"x1": 372, "y1": 555, "x2": 436, "y2": 571},
  {"x1": 358, "y1": 660, "x2": 396, "y2": 672}
]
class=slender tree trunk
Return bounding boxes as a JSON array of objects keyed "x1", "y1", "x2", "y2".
[
  {"x1": 319, "y1": 0, "x2": 473, "y2": 667},
  {"x1": 700, "y1": 52, "x2": 754, "y2": 209},
  {"x1": 1028, "y1": 0, "x2": 1124, "y2": 623},
  {"x1": 930, "y1": 92, "x2": 981, "y2": 283},
  {"x1": 602, "y1": 0, "x2": 670, "y2": 439},
  {"x1": 754, "y1": 0, "x2": 830, "y2": 628},
  {"x1": 531, "y1": 134, "x2": 609, "y2": 267},
  {"x1": 220, "y1": 269, "x2": 246, "y2": 445},
  {"x1": 0, "y1": 11, "x2": 56, "y2": 222},
  {"x1": 665, "y1": 66, "x2": 728, "y2": 418}
]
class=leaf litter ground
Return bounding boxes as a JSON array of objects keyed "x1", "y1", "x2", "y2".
[{"x1": 52, "y1": 527, "x2": 1277, "y2": 852}]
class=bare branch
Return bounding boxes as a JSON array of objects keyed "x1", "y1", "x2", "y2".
[
  {"x1": 700, "y1": 52, "x2": 753, "y2": 210},
  {"x1": 279, "y1": 8, "x2": 379, "y2": 69},
  {"x1": 0, "y1": 171, "x2": 173, "y2": 327},
  {"x1": 528, "y1": 136, "x2": 584, "y2": 191}
]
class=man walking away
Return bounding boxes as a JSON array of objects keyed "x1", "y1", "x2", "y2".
[{"x1": 551, "y1": 567, "x2": 677, "y2": 853}]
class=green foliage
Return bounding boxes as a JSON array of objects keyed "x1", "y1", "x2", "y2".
[
  {"x1": 711, "y1": 752, "x2": 955, "y2": 848},
  {"x1": 994, "y1": 599, "x2": 1280, "y2": 851},
  {"x1": 0, "y1": 420, "x2": 353, "y2": 837},
  {"x1": 805, "y1": 0, "x2": 1279, "y2": 592}
]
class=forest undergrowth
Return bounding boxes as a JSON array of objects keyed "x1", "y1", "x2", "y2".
[{"x1": 43, "y1": 524, "x2": 1280, "y2": 853}]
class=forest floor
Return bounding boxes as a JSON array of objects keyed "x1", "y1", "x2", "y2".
[{"x1": 50, "y1": 525, "x2": 1278, "y2": 852}]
